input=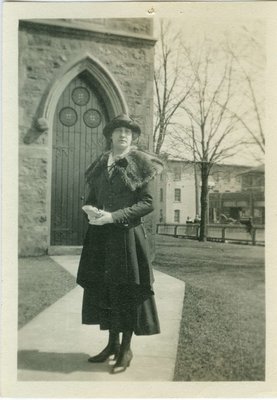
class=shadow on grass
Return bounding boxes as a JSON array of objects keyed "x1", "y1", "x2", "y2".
[{"x1": 17, "y1": 349, "x2": 113, "y2": 375}]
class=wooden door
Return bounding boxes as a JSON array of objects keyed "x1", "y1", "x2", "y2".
[{"x1": 51, "y1": 72, "x2": 108, "y2": 245}]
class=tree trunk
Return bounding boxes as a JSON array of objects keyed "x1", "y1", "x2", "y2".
[
  {"x1": 199, "y1": 163, "x2": 209, "y2": 241},
  {"x1": 193, "y1": 162, "x2": 199, "y2": 216},
  {"x1": 155, "y1": 125, "x2": 165, "y2": 155}
]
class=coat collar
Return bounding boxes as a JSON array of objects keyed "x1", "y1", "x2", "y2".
[{"x1": 85, "y1": 148, "x2": 164, "y2": 191}]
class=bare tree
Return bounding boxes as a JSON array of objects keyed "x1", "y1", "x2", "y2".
[
  {"x1": 222, "y1": 24, "x2": 265, "y2": 158},
  {"x1": 153, "y1": 20, "x2": 194, "y2": 155},
  {"x1": 154, "y1": 22, "x2": 264, "y2": 241},
  {"x1": 169, "y1": 42, "x2": 244, "y2": 241}
]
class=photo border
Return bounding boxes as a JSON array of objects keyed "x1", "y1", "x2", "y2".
[{"x1": 2, "y1": 1, "x2": 277, "y2": 397}]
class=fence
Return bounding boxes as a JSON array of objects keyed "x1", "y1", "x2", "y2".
[{"x1": 156, "y1": 223, "x2": 265, "y2": 245}]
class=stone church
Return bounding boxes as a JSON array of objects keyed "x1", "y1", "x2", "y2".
[{"x1": 18, "y1": 19, "x2": 156, "y2": 256}]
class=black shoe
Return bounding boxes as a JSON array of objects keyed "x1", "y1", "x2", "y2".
[
  {"x1": 88, "y1": 343, "x2": 120, "y2": 363},
  {"x1": 110, "y1": 349, "x2": 133, "y2": 374}
]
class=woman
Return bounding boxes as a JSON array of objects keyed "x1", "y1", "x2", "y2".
[{"x1": 77, "y1": 114, "x2": 163, "y2": 374}]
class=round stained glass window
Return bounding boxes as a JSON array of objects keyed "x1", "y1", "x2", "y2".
[
  {"x1": 83, "y1": 109, "x2": 102, "y2": 128},
  {"x1": 72, "y1": 87, "x2": 90, "y2": 106},
  {"x1": 59, "y1": 107, "x2": 77, "y2": 126}
]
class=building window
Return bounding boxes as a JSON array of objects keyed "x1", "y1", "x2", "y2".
[
  {"x1": 159, "y1": 209, "x2": 163, "y2": 223},
  {"x1": 243, "y1": 175, "x2": 253, "y2": 187},
  {"x1": 226, "y1": 172, "x2": 231, "y2": 181},
  {"x1": 160, "y1": 188, "x2": 163, "y2": 202},
  {"x1": 173, "y1": 167, "x2": 181, "y2": 181},
  {"x1": 174, "y1": 188, "x2": 181, "y2": 202},
  {"x1": 213, "y1": 172, "x2": 220, "y2": 182},
  {"x1": 174, "y1": 210, "x2": 180, "y2": 223}
]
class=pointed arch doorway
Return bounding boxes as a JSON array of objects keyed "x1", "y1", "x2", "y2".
[{"x1": 50, "y1": 71, "x2": 108, "y2": 246}]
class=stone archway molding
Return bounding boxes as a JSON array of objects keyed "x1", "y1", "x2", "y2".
[{"x1": 24, "y1": 52, "x2": 129, "y2": 143}]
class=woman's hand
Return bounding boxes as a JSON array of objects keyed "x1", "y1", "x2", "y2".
[{"x1": 88, "y1": 210, "x2": 113, "y2": 225}]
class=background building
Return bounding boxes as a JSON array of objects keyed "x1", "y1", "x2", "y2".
[
  {"x1": 209, "y1": 165, "x2": 265, "y2": 225},
  {"x1": 157, "y1": 158, "x2": 265, "y2": 225},
  {"x1": 19, "y1": 18, "x2": 156, "y2": 256},
  {"x1": 158, "y1": 159, "x2": 197, "y2": 224}
]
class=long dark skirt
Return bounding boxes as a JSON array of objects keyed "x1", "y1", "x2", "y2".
[{"x1": 82, "y1": 283, "x2": 160, "y2": 335}]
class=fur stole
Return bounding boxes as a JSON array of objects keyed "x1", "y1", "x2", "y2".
[{"x1": 85, "y1": 148, "x2": 164, "y2": 191}]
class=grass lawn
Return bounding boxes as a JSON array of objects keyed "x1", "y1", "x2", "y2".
[
  {"x1": 153, "y1": 235, "x2": 265, "y2": 381},
  {"x1": 18, "y1": 256, "x2": 77, "y2": 329}
]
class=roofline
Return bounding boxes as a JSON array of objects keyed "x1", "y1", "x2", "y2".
[
  {"x1": 236, "y1": 165, "x2": 265, "y2": 175},
  {"x1": 165, "y1": 159, "x2": 255, "y2": 169},
  {"x1": 19, "y1": 19, "x2": 157, "y2": 47}
]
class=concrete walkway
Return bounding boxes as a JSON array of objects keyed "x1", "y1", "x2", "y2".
[{"x1": 18, "y1": 256, "x2": 185, "y2": 381}]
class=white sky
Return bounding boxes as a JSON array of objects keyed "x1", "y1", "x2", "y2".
[{"x1": 153, "y1": 18, "x2": 265, "y2": 166}]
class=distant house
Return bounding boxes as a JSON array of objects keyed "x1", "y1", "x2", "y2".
[
  {"x1": 209, "y1": 164, "x2": 265, "y2": 225},
  {"x1": 240, "y1": 164, "x2": 265, "y2": 192},
  {"x1": 157, "y1": 158, "x2": 264, "y2": 225},
  {"x1": 157, "y1": 159, "x2": 197, "y2": 225}
]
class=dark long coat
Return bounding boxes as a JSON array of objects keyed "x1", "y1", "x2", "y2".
[{"x1": 76, "y1": 149, "x2": 163, "y2": 335}]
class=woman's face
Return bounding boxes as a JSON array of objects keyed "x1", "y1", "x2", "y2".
[{"x1": 111, "y1": 126, "x2": 133, "y2": 152}]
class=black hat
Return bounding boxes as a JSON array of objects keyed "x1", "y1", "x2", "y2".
[{"x1": 103, "y1": 114, "x2": 141, "y2": 138}]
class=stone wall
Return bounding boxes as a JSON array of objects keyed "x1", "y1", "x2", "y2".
[
  {"x1": 55, "y1": 18, "x2": 153, "y2": 37},
  {"x1": 19, "y1": 19, "x2": 156, "y2": 256}
]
